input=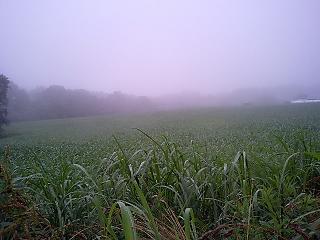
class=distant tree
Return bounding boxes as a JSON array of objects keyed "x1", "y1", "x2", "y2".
[
  {"x1": 7, "y1": 82, "x2": 31, "y2": 121},
  {"x1": 0, "y1": 74, "x2": 10, "y2": 133}
]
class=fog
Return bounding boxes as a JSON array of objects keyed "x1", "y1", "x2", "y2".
[{"x1": 1, "y1": 0, "x2": 320, "y2": 98}]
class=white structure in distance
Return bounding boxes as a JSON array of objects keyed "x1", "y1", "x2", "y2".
[{"x1": 291, "y1": 99, "x2": 320, "y2": 104}]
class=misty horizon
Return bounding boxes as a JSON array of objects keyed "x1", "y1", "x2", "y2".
[{"x1": 1, "y1": 0, "x2": 320, "y2": 96}]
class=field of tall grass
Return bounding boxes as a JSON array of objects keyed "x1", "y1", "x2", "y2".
[{"x1": 1, "y1": 105, "x2": 320, "y2": 239}]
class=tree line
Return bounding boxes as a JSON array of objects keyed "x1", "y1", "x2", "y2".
[{"x1": 1, "y1": 75, "x2": 157, "y2": 127}]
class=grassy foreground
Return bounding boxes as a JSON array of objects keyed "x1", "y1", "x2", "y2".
[{"x1": 1, "y1": 105, "x2": 320, "y2": 239}]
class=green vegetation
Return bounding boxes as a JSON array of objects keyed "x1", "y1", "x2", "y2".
[
  {"x1": 1, "y1": 105, "x2": 320, "y2": 239},
  {"x1": 0, "y1": 74, "x2": 10, "y2": 133}
]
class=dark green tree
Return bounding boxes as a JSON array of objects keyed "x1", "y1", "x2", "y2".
[{"x1": 0, "y1": 74, "x2": 10, "y2": 133}]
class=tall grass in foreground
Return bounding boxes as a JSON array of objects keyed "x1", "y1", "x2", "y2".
[{"x1": 1, "y1": 131, "x2": 320, "y2": 239}]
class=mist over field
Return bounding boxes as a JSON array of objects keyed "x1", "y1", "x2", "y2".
[
  {"x1": 2, "y1": 0, "x2": 320, "y2": 120},
  {"x1": 1, "y1": 1, "x2": 320, "y2": 105}
]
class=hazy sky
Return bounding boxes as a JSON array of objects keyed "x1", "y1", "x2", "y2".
[{"x1": 1, "y1": 0, "x2": 320, "y2": 96}]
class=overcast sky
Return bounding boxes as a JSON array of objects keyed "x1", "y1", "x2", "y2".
[{"x1": 1, "y1": 0, "x2": 320, "y2": 96}]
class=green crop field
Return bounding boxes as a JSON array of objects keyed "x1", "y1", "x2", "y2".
[{"x1": 1, "y1": 104, "x2": 320, "y2": 239}]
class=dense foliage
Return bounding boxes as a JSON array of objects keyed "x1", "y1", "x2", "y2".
[{"x1": 1, "y1": 105, "x2": 320, "y2": 239}]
